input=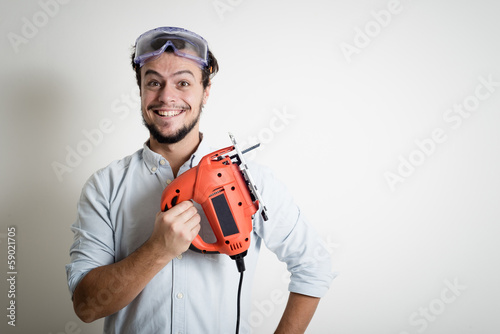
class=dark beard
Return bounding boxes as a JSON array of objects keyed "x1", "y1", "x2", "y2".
[{"x1": 142, "y1": 108, "x2": 202, "y2": 144}]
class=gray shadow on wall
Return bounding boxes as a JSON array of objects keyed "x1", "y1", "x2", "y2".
[{"x1": 0, "y1": 68, "x2": 101, "y2": 333}]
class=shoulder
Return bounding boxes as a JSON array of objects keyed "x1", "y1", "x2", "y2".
[
  {"x1": 246, "y1": 160, "x2": 274, "y2": 179},
  {"x1": 82, "y1": 148, "x2": 144, "y2": 194},
  {"x1": 246, "y1": 161, "x2": 284, "y2": 190},
  {"x1": 245, "y1": 161, "x2": 295, "y2": 210}
]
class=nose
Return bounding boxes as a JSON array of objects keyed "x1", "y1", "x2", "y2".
[{"x1": 157, "y1": 84, "x2": 177, "y2": 104}]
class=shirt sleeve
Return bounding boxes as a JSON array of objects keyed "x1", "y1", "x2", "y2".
[
  {"x1": 251, "y1": 164, "x2": 336, "y2": 298},
  {"x1": 65, "y1": 170, "x2": 116, "y2": 297}
]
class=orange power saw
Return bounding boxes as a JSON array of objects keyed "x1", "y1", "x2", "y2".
[{"x1": 160, "y1": 133, "x2": 269, "y2": 267}]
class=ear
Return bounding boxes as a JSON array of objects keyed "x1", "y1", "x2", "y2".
[{"x1": 202, "y1": 81, "x2": 211, "y2": 105}]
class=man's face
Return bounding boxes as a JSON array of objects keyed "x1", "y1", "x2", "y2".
[{"x1": 140, "y1": 51, "x2": 210, "y2": 144}]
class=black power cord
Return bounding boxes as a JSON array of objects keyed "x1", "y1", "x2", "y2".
[
  {"x1": 231, "y1": 251, "x2": 247, "y2": 334},
  {"x1": 236, "y1": 270, "x2": 244, "y2": 334}
]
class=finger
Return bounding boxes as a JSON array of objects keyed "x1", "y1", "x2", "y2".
[
  {"x1": 177, "y1": 205, "x2": 200, "y2": 227},
  {"x1": 166, "y1": 200, "x2": 194, "y2": 216},
  {"x1": 185, "y1": 210, "x2": 201, "y2": 229},
  {"x1": 185, "y1": 215, "x2": 201, "y2": 240},
  {"x1": 190, "y1": 221, "x2": 201, "y2": 236}
]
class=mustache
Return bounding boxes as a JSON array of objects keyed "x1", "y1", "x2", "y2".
[{"x1": 147, "y1": 103, "x2": 191, "y2": 111}]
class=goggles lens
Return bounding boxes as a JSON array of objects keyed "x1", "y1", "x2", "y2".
[{"x1": 134, "y1": 27, "x2": 209, "y2": 68}]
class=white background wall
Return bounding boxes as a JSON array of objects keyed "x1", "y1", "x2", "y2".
[{"x1": 1, "y1": 0, "x2": 499, "y2": 333}]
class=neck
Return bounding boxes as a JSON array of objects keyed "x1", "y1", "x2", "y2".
[{"x1": 149, "y1": 130, "x2": 201, "y2": 177}]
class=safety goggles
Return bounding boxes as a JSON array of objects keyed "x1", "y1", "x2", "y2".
[{"x1": 133, "y1": 27, "x2": 209, "y2": 68}]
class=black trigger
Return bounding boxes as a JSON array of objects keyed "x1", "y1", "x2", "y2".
[{"x1": 171, "y1": 195, "x2": 178, "y2": 207}]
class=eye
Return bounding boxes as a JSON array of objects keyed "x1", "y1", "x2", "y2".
[
  {"x1": 178, "y1": 81, "x2": 190, "y2": 88},
  {"x1": 146, "y1": 80, "x2": 161, "y2": 88}
]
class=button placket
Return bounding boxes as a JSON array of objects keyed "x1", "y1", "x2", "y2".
[
  {"x1": 171, "y1": 247, "x2": 187, "y2": 333},
  {"x1": 154, "y1": 158, "x2": 175, "y2": 189}
]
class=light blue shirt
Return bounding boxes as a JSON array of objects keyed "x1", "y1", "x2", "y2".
[{"x1": 66, "y1": 137, "x2": 335, "y2": 334}]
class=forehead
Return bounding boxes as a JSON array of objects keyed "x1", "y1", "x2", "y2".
[{"x1": 141, "y1": 52, "x2": 203, "y2": 80}]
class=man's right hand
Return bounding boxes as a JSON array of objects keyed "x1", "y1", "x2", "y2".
[{"x1": 148, "y1": 200, "x2": 201, "y2": 262}]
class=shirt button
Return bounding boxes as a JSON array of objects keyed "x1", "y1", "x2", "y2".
[
  {"x1": 166, "y1": 179, "x2": 172, "y2": 185},
  {"x1": 151, "y1": 167, "x2": 157, "y2": 172},
  {"x1": 177, "y1": 254, "x2": 183, "y2": 260},
  {"x1": 177, "y1": 292, "x2": 184, "y2": 299},
  {"x1": 160, "y1": 160, "x2": 166, "y2": 165}
]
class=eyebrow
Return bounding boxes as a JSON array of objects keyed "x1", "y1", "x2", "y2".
[
  {"x1": 172, "y1": 70, "x2": 195, "y2": 78},
  {"x1": 144, "y1": 69, "x2": 195, "y2": 79}
]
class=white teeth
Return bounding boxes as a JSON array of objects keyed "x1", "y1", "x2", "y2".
[{"x1": 157, "y1": 110, "x2": 183, "y2": 117}]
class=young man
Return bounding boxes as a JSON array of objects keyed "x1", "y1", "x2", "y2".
[{"x1": 66, "y1": 27, "x2": 334, "y2": 333}]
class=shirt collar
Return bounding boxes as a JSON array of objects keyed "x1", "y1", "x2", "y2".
[{"x1": 190, "y1": 133, "x2": 212, "y2": 167}]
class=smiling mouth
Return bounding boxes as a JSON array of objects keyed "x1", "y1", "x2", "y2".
[{"x1": 154, "y1": 109, "x2": 186, "y2": 117}]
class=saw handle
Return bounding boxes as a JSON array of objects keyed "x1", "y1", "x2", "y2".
[{"x1": 160, "y1": 167, "x2": 218, "y2": 253}]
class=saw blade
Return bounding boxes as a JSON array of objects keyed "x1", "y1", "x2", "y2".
[{"x1": 229, "y1": 133, "x2": 269, "y2": 221}]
